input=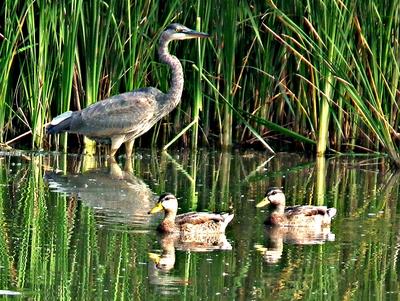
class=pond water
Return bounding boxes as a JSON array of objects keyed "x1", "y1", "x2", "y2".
[{"x1": 0, "y1": 149, "x2": 399, "y2": 300}]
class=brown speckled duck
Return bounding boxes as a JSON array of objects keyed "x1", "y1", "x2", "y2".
[
  {"x1": 148, "y1": 193, "x2": 234, "y2": 234},
  {"x1": 256, "y1": 187, "x2": 336, "y2": 227}
]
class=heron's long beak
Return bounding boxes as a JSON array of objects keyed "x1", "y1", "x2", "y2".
[
  {"x1": 256, "y1": 197, "x2": 270, "y2": 208},
  {"x1": 148, "y1": 202, "x2": 164, "y2": 214},
  {"x1": 184, "y1": 29, "x2": 209, "y2": 39}
]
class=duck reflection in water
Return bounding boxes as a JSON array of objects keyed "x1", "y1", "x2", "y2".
[
  {"x1": 255, "y1": 226, "x2": 335, "y2": 264},
  {"x1": 45, "y1": 158, "x2": 154, "y2": 227},
  {"x1": 148, "y1": 232, "x2": 232, "y2": 288}
]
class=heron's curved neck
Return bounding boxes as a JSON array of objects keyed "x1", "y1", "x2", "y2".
[{"x1": 158, "y1": 34, "x2": 184, "y2": 112}]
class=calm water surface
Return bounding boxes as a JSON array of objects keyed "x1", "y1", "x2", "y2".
[{"x1": 0, "y1": 149, "x2": 399, "y2": 300}]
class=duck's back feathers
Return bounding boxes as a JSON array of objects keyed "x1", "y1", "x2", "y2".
[
  {"x1": 285, "y1": 205, "x2": 333, "y2": 217},
  {"x1": 267, "y1": 205, "x2": 335, "y2": 227},
  {"x1": 175, "y1": 212, "x2": 234, "y2": 233},
  {"x1": 176, "y1": 212, "x2": 225, "y2": 225}
]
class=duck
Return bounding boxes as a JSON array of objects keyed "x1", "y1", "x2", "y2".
[
  {"x1": 148, "y1": 193, "x2": 234, "y2": 234},
  {"x1": 256, "y1": 187, "x2": 337, "y2": 227}
]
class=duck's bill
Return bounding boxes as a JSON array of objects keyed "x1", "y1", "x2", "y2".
[
  {"x1": 148, "y1": 202, "x2": 163, "y2": 214},
  {"x1": 256, "y1": 197, "x2": 270, "y2": 208},
  {"x1": 148, "y1": 252, "x2": 161, "y2": 264}
]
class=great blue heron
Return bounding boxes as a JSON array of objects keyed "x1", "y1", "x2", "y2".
[{"x1": 46, "y1": 23, "x2": 209, "y2": 157}]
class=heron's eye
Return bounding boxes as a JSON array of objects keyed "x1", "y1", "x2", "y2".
[{"x1": 175, "y1": 28, "x2": 182, "y2": 33}]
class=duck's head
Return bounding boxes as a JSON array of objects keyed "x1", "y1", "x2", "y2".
[
  {"x1": 256, "y1": 187, "x2": 286, "y2": 208},
  {"x1": 148, "y1": 193, "x2": 178, "y2": 214},
  {"x1": 148, "y1": 252, "x2": 175, "y2": 271}
]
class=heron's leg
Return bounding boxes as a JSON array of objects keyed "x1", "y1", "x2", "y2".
[
  {"x1": 124, "y1": 139, "x2": 135, "y2": 158},
  {"x1": 123, "y1": 157, "x2": 133, "y2": 173},
  {"x1": 110, "y1": 135, "x2": 125, "y2": 157},
  {"x1": 107, "y1": 157, "x2": 124, "y2": 179}
]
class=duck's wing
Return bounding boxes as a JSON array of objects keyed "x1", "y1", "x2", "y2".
[
  {"x1": 284, "y1": 205, "x2": 330, "y2": 217},
  {"x1": 175, "y1": 212, "x2": 225, "y2": 225}
]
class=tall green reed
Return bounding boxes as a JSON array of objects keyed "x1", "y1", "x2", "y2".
[
  {"x1": 77, "y1": 1, "x2": 114, "y2": 154},
  {"x1": 261, "y1": 0, "x2": 400, "y2": 165},
  {"x1": 190, "y1": 14, "x2": 209, "y2": 150},
  {"x1": 21, "y1": 0, "x2": 61, "y2": 149},
  {"x1": 56, "y1": 0, "x2": 83, "y2": 152},
  {"x1": 0, "y1": 1, "x2": 26, "y2": 144},
  {"x1": 1, "y1": 0, "x2": 400, "y2": 167},
  {"x1": 220, "y1": 2, "x2": 236, "y2": 148}
]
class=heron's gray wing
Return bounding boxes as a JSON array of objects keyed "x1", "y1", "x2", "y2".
[{"x1": 70, "y1": 88, "x2": 163, "y2": 137}]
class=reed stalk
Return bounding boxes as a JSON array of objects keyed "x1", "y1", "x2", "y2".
[
  {"x1": 0, "y1": 1, "x2": 26, "y2": 144},
  {"x1": 20, "y1": 1, "x2": 60, "y2": 149},
  {"x1": 78, "y1": 1, "x2": 114, "y2": 154},
  {"x1": 57, "y1": 0, "x2": 83, "y2": 152},
  {"x1": 191, "y1": 15, "x2": 208, "y2": 150},
  {"x1": 0, "y1": 0, "x2": 399, "y2": 166},
  {"x1": 221, "y1": 2, "x2": 236, "y2": 148}
]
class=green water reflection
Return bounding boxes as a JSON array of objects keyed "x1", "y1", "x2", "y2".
[{"x1": 0, "y1": 150, "x2": 399, "y2": 300}]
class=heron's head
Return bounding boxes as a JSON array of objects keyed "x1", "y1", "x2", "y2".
[
  {"x1": 148, "y1": 193, "x2": 178, "y2": 214},
  {"x1": 162, "y1": 23, "x2": 209, "y2": 41},
  {"x1": 256, "y1": 187, "x2": 286, "y2": 208}
]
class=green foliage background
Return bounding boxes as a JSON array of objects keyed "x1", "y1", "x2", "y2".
[{"x1": 0, "y1": 0, "x2": 399, "y2": 164}]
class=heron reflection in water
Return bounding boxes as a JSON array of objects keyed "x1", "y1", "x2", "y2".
[
  {"x1": 47, "y1": 24, "x2": 209, "y2": 157},
  {"x1": 45, "y1": 158, "x2": 154, "y2": 227}
]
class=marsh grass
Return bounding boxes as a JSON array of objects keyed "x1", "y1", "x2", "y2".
[
  {"x1": 1, "y1": 0, "x2": 399, "y2": 165},
  {"x1": 254, "y1": 0, "x2": 400, "y2": 165},
  {"x1": 0, "y1": 1, "x2": 26, "y2": 144}
]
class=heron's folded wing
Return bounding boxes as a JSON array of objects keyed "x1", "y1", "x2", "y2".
[{"x1": 70, "y1": 88, "x2": 163, "y2": 136}]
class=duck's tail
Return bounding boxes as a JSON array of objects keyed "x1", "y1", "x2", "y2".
[
  {"x1": 46, "y1": 111, "x2": 73, "y2": 135},
  {"x1": 220, "y1": 213, "x2": 234, "y2": 232},
  {"x1": 327, "y1": 208, "x2": 337, "y2": 218}
]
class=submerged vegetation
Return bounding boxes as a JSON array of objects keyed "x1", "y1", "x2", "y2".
[{"x1": 0, "y1": 0, "x2": 399, "y2": 164}]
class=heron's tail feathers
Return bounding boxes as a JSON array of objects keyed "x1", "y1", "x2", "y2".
[{"x1": 46, "y1": 111, "x2": 73, "y2": 135}]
